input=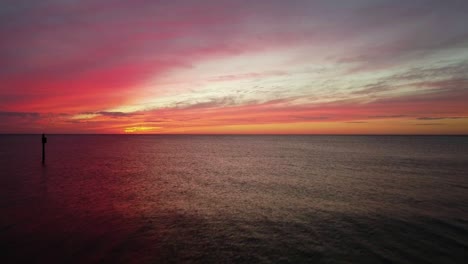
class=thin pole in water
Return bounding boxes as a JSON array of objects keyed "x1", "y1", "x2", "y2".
[{"x1": 42, "y1": 133, "x2": 47, "y2": 165}]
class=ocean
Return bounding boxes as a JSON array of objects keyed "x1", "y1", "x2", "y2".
[{"x1": 0, "y1": 135, "x2": 467, "y2": 263}]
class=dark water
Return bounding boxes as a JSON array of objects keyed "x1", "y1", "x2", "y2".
[{"x1": 1, "y1": 135, "x2": 467, "y2": 263}]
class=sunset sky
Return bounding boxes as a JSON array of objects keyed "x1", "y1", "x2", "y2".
[{"x1": 1, "y1": 0, "x2": 467, "y2": 134}]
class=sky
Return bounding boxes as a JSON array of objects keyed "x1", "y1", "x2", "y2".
[{"x1": 1, "y1": 0, "x2": 468, "y2": 134}]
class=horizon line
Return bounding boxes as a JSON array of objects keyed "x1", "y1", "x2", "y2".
[{"x1": 1, "y1": 133, "x2": 467, "y2": 136}]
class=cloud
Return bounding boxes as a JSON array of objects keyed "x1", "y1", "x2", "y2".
[
  {"x1": 395, "y1": 62, "x2": 468, "y2": 81},
  {"x1": 334, "y1": 0, "x2": 468, "y2": 72},
  {"x1": 416, "y1": 116, "x2": 468, "y2": 120},
  {"x1": 368, "y1": 115, "x2": 407, "y2": 119},
  {"x1": 208, "y1": 71, "x2": 288, "y2": 82},
  {"x1": 93, "y1": 111, "x2": 140, "y2": 118},
  {"x1": 0, "y1": 111, "x2": 40, "y2": 118},
  {"x1": 352, "y1": 83, "x2": 394, "y2": 95},
  {"x1": 172, "y1": 97, "x2": 238, "y2": 110},
  {"x1": 415, "y1": 123, "x2": 445, "y2": 126}
]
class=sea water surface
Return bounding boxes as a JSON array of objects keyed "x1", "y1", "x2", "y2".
[{"x1": 0, "y1": 135, "x2": 467, "y2": 263}]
